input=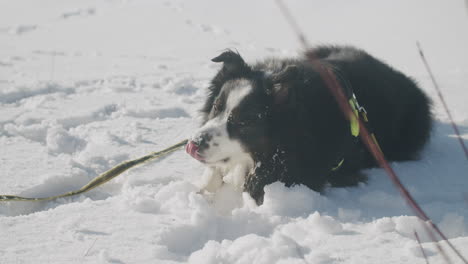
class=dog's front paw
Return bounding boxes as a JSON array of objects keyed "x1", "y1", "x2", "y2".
[
  {"x1": 243, "y1": 174, "x2": 266, "y2": 205},
  {"x1": 199, "y1": 167, "x2": 224, "y2": 193}
]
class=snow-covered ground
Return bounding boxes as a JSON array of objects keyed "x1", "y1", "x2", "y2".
[{"x1": 1, "y1": 0, "x2": 468, "y2": 263}]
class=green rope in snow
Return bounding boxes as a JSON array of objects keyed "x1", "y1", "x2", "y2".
[{"x1": 0, "y1": 139, "x2": 188, "y2": 202}]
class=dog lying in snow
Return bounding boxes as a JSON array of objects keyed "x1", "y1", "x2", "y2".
[{"x1": 186, "y1": 46, "x2": 432, "y2": 204}]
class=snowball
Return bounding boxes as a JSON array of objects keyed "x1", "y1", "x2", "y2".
[{"x1": 307, "y1": 212, "x2": 343, "y2": 234}]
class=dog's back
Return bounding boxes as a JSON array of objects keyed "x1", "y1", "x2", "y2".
[
  {"x1": 253, "y1": 46, "x2": 432, "y2": 163},
  {"x1": 249, "y1": 46, "x2": 432, "y2": 193},
  {"x1": 312, "y1": 46, "x2": 432, "y2": 162}
]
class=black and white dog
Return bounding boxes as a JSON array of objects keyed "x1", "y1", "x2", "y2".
[{"x1": 186, "y1": 46, "x2": 432, "y2": 204}]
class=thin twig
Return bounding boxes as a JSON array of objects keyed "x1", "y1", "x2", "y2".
[
  {"x1": 50, "y1": 51, "x2": 56, "y2": 83},
  {"x1": 274, "y1": 1, "x2": 468, "y2": 263},
  {"x1": 83, "y1": 238, "x2": 98, "y2": 257},
  {"x1": 274, "y1": 0, "x2": 310, "y2": 47},
  {"x1": 315, "y1": 61, "x2": 452, "y2": 263},
  {"x1": 416, "y1": 41, "x2": 468, "y2": 161},
  {"x1": 465, "y1": 0, "x2": 468, "y2": 16},
  {"x1": 415, "y1": 231, "x2": 430, "y2": 264}
]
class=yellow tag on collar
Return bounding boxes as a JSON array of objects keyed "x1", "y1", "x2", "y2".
[
  {"x1": 349, "y1": 98, "x2": 360, "y2": 137},
  {"x1": 331, "y1": 158, "x2": 345, "y2": 171}
]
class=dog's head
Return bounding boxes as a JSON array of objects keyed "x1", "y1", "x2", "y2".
[{"x1": 186, "y1": 50, "x2": 299, "y2": 167}]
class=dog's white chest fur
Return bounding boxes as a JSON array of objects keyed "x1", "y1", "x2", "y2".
[{"x1": 200, "y1": 154, "x2": 254, "y2": 193}]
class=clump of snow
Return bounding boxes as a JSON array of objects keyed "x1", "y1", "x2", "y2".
[
  {"x1": 259, "y1": 182, "x2": 327, "y2": 217},
  {"x1": 8, "y1": 24, "x2": 37, "y2": 35},
  {"x1": 405, "y1": 240, "x2": 436, "y2": 260},
  {"x1": 131, "y1": 196, "x2": 161, "y2": 214},
  {"x1": 58, "y1": 104, "x2": 119, "y2": 129},
  {"x1": 164, "y1": 76, "x2": 200, "y2": 95},
  {"x1": 279, "y1": 212, "x2": 344, "y2": 249},
  {"x1": 46, "y1": 125, "x2": 86, "y2": 154},
  {"x1": 392, "y1": 215, "x2": 463, "y2": 242},
  {"x1": 188, "y1": 233, "x2": 306, "y2": 264},
  {"x1": 104, "y1": 75, "x2": 138, "y2": 93},
  {"x1": 372, "y1": 217, "x2": 397, "y2": 234},
  {"x1": 98, "y1": 249, "x2": 124, "y2": 264},
  {"x1": 0, "y1": 83, "x2": 74, "y2": 104},
  {"x1": 4, "y1": 122, "x2": 49, "y2": 143},
  {"x1": 123, "y1": 106, "x2": 189, "y2": 119},
  {"x1": 61, "y1": 8, "x2": 96, "y2": 20},
  {"x1": 211, "y1": 184, "x2": 244, "y2": 214}
]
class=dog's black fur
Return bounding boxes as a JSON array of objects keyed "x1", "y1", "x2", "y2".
[{"x1": 200, "y1": 45, "x2": 432, "y2": 204}]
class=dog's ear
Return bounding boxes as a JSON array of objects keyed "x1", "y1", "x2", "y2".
[
  {"x1": 212, "y1": 50, "x2": 249, "y2": 75},
  {"x1": 271, "y1": 65, "x2": 299, "y2": 105}
]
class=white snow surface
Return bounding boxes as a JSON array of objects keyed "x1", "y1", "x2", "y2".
[{"x1": 1, "y1": 0, "x2": 468, "y2": 263}]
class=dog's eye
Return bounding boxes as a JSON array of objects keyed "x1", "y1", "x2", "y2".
[{"x1": 212, "y1": 99, "x2": 222, "y2": 115}]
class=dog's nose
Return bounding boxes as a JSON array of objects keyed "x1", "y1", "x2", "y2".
[
  {"x1": 186, "y1": 141, "x2": 205, "y2": 162},
  {"x1": 193, "y1": 132, "x2": 212, "y2": 151}
]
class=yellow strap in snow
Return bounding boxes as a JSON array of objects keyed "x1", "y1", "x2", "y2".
[{"x1": 0, "y1": 140, "x2": 188, "y2": 202}]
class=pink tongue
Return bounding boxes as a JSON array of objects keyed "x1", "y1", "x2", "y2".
[{"x1": 186, "y1": 141, "x2": 204, "y2": 161}]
